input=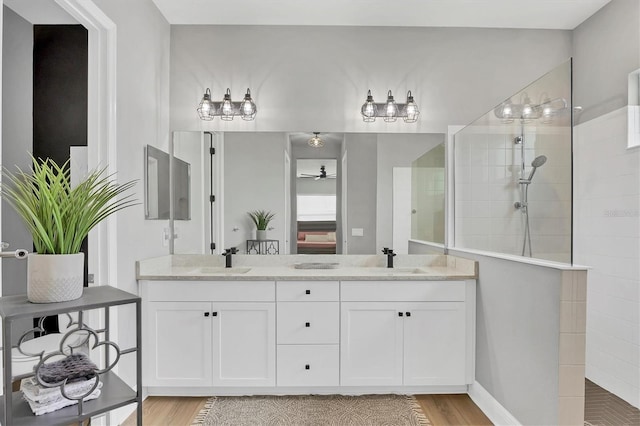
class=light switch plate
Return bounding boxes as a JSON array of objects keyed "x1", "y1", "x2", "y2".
[{"x1": 351, "y1": 228, "x2": 364, "y2": 237}]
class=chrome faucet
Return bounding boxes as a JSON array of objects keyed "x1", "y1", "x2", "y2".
[
  {"x1": 222, "y1": 248, "x2": 238, "y2": 268},
  {"x1": 382, "y1": 247, "x2": 396, "y2": 268}
]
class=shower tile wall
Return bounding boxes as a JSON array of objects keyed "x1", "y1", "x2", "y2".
[
  {"x1": 574, "y1": 107, "x2": 640, "y2": 409},
  {"x1": 455, "y1": 126, "x2": 572, "y2": 262}
]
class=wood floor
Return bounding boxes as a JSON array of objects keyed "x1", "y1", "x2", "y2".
[{"x1": 122, "y1": 394, "x2": 493, "y2": 426}]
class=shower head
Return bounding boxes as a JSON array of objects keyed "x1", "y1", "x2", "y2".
[
  {"x1": 527, "y1": 155, "x2": 547, "y2": 181},
  {"x1": 531, "y1": 155, "x2": 547, "y2": 168}
]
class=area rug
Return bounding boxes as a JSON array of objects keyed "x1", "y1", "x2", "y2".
[{"x1": 192, "y1": 394, "x2": 430, "y2": 426}]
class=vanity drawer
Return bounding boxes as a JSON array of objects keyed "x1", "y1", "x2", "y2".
[
  {"x1": 277, "y1": 302, "x2": 339, "y2": 344},
  {"x1": 146, "y1": 280, "x2": 275, "y2": 302},
  {"x1": 277, "y1": 345, "x2": 339, "y2": 386},
  {"x1": 340, "y1": 280, "x2": 466, "y2": 302},
  {"x1": 277, "y1": 281, "x2": 339, "y2": 302}
]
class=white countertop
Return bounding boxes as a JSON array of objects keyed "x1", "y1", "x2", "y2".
[{"x1": 136, "y1": 254, "x2": 478, "y2": 281}]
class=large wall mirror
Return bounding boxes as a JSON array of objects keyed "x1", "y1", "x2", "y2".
[{"x1": 169, "y1": 131, "x2": 446, "y2": 255}]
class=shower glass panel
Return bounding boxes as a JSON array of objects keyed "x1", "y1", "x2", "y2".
[{"x1": 454, "y1": 59, "x2": 572, "y2": 263}]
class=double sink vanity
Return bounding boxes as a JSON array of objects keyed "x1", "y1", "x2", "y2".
[{"x1": 137, "y1": 254, "x2": 478, "y2": 396}]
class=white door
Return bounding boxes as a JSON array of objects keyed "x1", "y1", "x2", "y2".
[
  {"x1": 212, "y1": 302, "x2": 276, "y2": 387},
  {"x1": 402, "y1": 302, "x2": 466, "y2": 386},
  {"x1": 340, "y1": 302, "x2": 403, "y2": 386},
  {"x1": 392, "y1": 167, "x2": 412, "y2": 254},
  {"x1": 147, "y1": 301, "x2": 213, "y2": 387}
]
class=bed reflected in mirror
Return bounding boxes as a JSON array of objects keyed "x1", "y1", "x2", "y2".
[{"x1": 296, "y1": 159, "x2": 337, "y2": 254}]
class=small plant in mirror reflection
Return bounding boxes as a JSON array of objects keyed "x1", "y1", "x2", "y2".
[{"x1": 248, "y1": 210, "x2": 275, "y2": 230}]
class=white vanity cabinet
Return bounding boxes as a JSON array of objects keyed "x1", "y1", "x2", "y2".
[
  {"x1": 140, "y1": 276, "x2": 475, "y2": 395},
  {"x1": 276, "y1": 281, "x2": 340, "y2": 387},
  {"x1": 340, "y1": 281, "x2": 474, "y2": 387},
  {"x1": 142, "y1": 281, "x2": 276, "y2": 390}
]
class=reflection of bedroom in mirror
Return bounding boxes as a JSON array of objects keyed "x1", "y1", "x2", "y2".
[{"x1": 296, "y1": 159, "x2": 338, "y2": 254}]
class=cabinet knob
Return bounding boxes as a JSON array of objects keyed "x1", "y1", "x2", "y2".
[
  {"x1": 305, "y1": 290, "x2": 311, "y2": 295},
  {"x1": 305, "y1": 322, "x2": 310, "y2": 327},
  {"x1": 406, "y1": 312, "x2": 411, "y2": 317},
  {"x1": 212, "y1": 312, "x2": 218, "y2": 316},
  {"x1": 305, "y1": 364, "x2": 310, "y2": 370},
  {"x1": 204, "y1": 312, "x2": 210, "y2": 317},
  {"x1": 398, "y1": 312, "x2": 403, "y2": 317}
]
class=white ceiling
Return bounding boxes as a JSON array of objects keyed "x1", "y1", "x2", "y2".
[
  {"x1": 151, "y1": 0, "x2": 610, "y2": 29},
  {"x1": 3, "y1": 1, "x2": 611, "y2": 30}
]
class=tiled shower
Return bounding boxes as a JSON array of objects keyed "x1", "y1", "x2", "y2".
[{"x1": 453, "y1": 60, "x2": 573, "y2": 263}]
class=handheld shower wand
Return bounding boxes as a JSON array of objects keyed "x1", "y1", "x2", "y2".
[{"x1": 520, "y1": 155, "x2": 547, "y2": 183}]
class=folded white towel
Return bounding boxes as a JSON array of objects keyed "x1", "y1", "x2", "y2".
[
  {"x1": 25, "y1": 387, "x2": 101, "y2": 416},
  {"x1": 21, "y1": 376, "x2": 101, "y2": 404}
]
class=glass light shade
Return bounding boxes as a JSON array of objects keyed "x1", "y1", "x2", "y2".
[
  {"x1": 520, "y1": 95, "x2": 539, "y2": 122},
  {"x1": 403, "y1": 91, "x2": 420, "y2": 123},
  {"x1": 219, "y1": 89, "x2": 234, "y2": 121},
  {"x1": 240, "y1": 88, "x2": 257, "y2": 121},
  {"x1": 384, "y1": 90, "x2": 398, "y2": 123},
  {"x1": 495, "y1": 100, "x2": 514, "y2": 123},
  {"x1": 540, "y1": 96, "x2": 554, "y2": 124},
  {"x1": 197, "y1": 88, "x2": 215, "y2": 121},
  {"x1": 361, "y1": 90, "x2": 377, "y2": 122},
  {"x1": 308, "y1": 133, "x2": 324, "y2": 148}
]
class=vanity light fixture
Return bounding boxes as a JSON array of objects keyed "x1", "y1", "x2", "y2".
[
  {"x1": 308, "y1": 132, "x2": 324, "y2": 148},
  {"x1": 361, "y1": 90, "x2": 420, "y2": 123},
  {"x1": 493, "y1": 92, "x2": 568, "y2": 124},
  {"x1": 197, "y1": 88, "x2": 257, "y2": 121}
]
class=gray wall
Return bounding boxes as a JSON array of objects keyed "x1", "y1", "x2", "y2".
[
  {"x1": 90, "y1": 0, "x2": 172, "y2": 397},
  {"x1": 170, "y1": 25, "x2": 572, "y2": 134},
  {"x1": 410, "y1": 242, "x2": 563, "y2": 425},
  {"x1": 345, "y1": 133, "x2": 377, "y2": 254},
  {"x1": 224, "y1": 132, "x2": 287, "y2": 251},
  {"x1": 573, "y1": 0, "x2": 640, "y2": 123},
  {"x1": 1, "y1": 6, "x2": 32, "y2": 296},
  {"x1": 376, "y1": 133, "x2": 444, "y2": 250}
]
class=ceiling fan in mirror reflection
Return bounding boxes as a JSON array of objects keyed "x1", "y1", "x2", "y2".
[{"x1": 299, "y1": 165, "x2": 336, "y2": 180}]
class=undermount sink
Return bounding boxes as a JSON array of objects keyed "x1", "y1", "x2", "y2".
[
  {"x1": 192, "y1": 267, "x2": 251, "y2": 274},
  {"x1": 373, "y1": 267, "x2": 428, "y2": 275}
]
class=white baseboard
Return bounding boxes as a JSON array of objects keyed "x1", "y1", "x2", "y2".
[{"x1": 467, "y1": 381, "x2": 521, "y2": 426}]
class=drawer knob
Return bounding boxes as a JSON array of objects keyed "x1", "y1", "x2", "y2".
[
  {"x1": 305, "y1": 322, "x2": 310, "y2": 327},
  {"x1": 305, "y1": 364, "x2": 310, "y2": 370},
  {"x1": 305, "y1": 290, "x2": 311, "y2": 295},
  {"x1": 212, "y1": 312, "x2": 218, "y2": 316},
  {"x1": 204, "y1": 312, "x2": 210, "y2": 317},
  {"x1": 406, "y1": 312, "x2": 411, "y2": 317},
  {"x1": 398, "y1": 312, "x2": 403, "y2": 317}
]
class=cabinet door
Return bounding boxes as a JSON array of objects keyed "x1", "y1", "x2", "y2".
[
  {"x1": 147, "y1": 301, "x2": 212, "y2": 387},
  {"x1": 212, "y1": 302, "x2": 276, "y2": 387},
  {"x1": 402, "y1": 302, "x2": 466, "y2": 386},
  {"x1": 340, "y1": 302, "x2": 403, "y2": 386}
]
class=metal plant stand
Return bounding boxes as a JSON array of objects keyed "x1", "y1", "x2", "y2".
[
  {"x1": 246, "y1": 239, "x2": 279, "y2": 255},
  {"x1": 0, "y1": 286, "x2": 142, "y2": 425}
]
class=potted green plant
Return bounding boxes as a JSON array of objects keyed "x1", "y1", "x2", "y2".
[
  {"x1": 1, "y1": 156, "x2": 136, "y2": 303},
  {"x1": 248, "y1": 210, "x2": 275, "y2": 240}
]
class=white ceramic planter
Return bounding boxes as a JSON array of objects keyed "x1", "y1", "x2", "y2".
[
  {"x1": 256, "y1": 230, "x2": 267, "y2": 240},
  {"x1": 27, "y1": 253, "x2": 84, "y2": 303}
]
